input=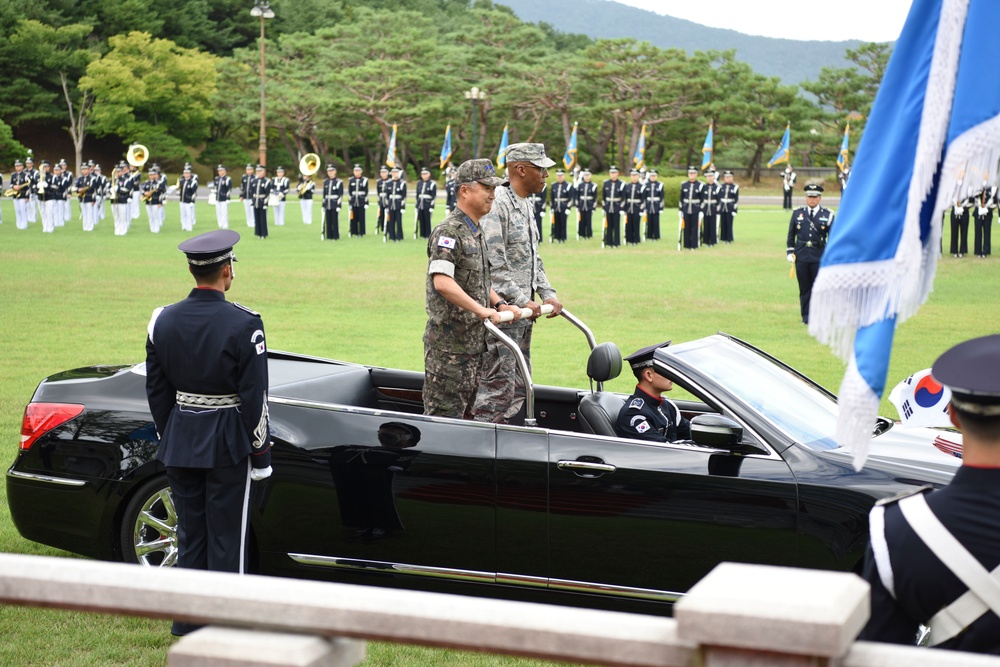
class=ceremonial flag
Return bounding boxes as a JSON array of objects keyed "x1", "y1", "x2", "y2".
[
  {"x1": 766, "y1": 123, "x2": 790, "y2": 168},
  {"x1": 633, "y1": 124, "x2": 646, "y2": 170},
  {"x1": 385, "y1": 124, "x2": 397, "y2": 169},
  {"x1": 439, "y1": 125, "x2": 452, "y2": 169},
  {"x1": 701, "y1": 122, "x2": 714, "y2": 171},
  {"x1": 496, "y1": 124, "x2": 509, "y2": 170},
  {"x1": 809, "y1": 0, "x2": 1000, "y2": 470},
  {"x1": 836, "y1": 123, "x2": 850, "y2": 173},
  {"x1": 563, "y1": 122, "x2": 578, "y2": 170}
]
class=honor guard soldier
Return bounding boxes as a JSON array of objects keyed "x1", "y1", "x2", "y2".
[
  {"x1": 78, "y1": 162, "x2": 100, "y2": 232},
  {"x1": 178, "y1": 164, "x2": 199, "y2": 232},
  {"x1": 862, "y1": 335, "x2": 1000, "y2": 654},
  {"x1": 250, "y1": 164, "x2": 272, "y2": 239},
  {"x1": 718, "y1": 170, "x2": 739, "y2": 243},
  {"x1": 143, "y1": 166, "x2": 167, "y2": 233},
  {"x1": 700, "y1": 168, "x2": 721, "y2": 246},
  {"x1": 623, "y1": 169, "x2": 645, "y2": 245},
  {"x1": 296, "y1": 170, "x2": 315, "y2": 225},
  {"x1": 24, "y1": 156, "x2": 38, "y2": 223},
  {"x1": 602, "y1": 166, "x2": 626, "y2": 248},
  {"x1": 445, "y1": 166, "x2": 458, "y2": 212},
  {"x1": 679, "y1": 165, "x2": 704, "y2": 249},
  {"x1": 614, "y1": 342, "x2": 692, "y2": 443},
  {"x1": 643, "y1": 170, "x2": 664, "y2": 241},
  {"x1": 838, "y1": 165, "x2": 850, "y2": 192},
  {"x1": 348, "y1": 164, "x2": 369, "y2": 237},
  {"x1": 145, "y1": 229, "x2": 272, "y2": 637},
  {"x1": 271, "y1": 166, "x2": 289, "y2": 227},
  {"x1": 112, "y1": 161, "x2": 135, "y2": 236},
  {"x1": 37, "y1": 161, "x2": 58, "y2": 233},
  {"x1": 56, "y1": 159, "x2": 73, "y2": 225},
  {"x1": 415, "y1": 167, "x2": 436, "y2": 239},
  {"x1": 949, "y1": 181, "x2": 974, "y2": 258},
  {"x1": 527, "y1": 183, "x2": 546, "y2": 239},
  {"x1": 575, "y1": 169, "x2": 598, "y2": 239},
  {"x1": 549, "y1": 169, "x2": 575, "y2": 243},
  {"x1": 385, "y1": 166, "x2": 406, "y2": 242},
  {"x1": 10, "y1": 160, "x2": 31, "y2": 229},
  {"x1": 213, "y1": 165, "x2": 233, "y2": 229},
  {"x1": 972, "y1": 186, "x2": 995, "y2": 258},
  {"x1": 781, "y1": 164, "x2": 797, "y2": 210},
  {"x1": 320, "y1": 164, "x2": 343, "y2": 240},
  {"x1": 786, "y1": 183, "x2": 833, "y2": 324},
  {"x1": 375, "y1": 165, "x2": 390, "y2": 234},
  {"x1": 239, "y1": 164, "x2": 254, "y2": 228}
]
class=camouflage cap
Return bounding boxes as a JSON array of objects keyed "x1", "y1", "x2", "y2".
[
  {"x1": 505, "y1": 143, "x2": 556, "y2": 168},
  {"x1": 455, "y1": 159, "x2": 508, "y2": 187}
]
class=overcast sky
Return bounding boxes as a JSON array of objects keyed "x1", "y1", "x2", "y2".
[{"x1": 611, "y1": 0, "x2": 912, "y2": 42}]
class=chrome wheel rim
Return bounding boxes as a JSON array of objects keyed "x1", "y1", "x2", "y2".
[{"x1": 132, "y1": 486, "x2": 178, "y2": 567}]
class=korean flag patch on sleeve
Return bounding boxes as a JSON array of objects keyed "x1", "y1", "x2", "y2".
[
  {"x1": 630, "y1": 416, "x2": 650, "y2": 434},
  {"x1": 438, "y1": 236, "x2": 457, "y2": 249}
]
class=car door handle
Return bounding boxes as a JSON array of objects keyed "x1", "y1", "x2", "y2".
[{"x1": 557, "y1": 459, "x2": 617, "y2": 475}]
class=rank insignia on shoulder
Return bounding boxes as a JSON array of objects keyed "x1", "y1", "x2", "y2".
[
  {"x1": 874, "y1": 485, "x2": 933, "y2": 507},
  {"x1": 629, "y1": 397, "x2": 644, "y2": 410},
  {"x1": 438, "y1": 236, "x2": 456, "y2": 249},
  {"x1": 233, "y1": 302, "x2": 260, "y2": 317}
]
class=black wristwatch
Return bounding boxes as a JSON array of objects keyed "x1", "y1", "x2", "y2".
[{"x1": 494, "y1": 300, "x2": 508, "y2": 308}]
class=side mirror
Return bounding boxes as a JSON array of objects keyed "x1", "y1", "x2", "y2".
[{"x1": 690, "y1": 414, "x2": 744, "y2": 449}]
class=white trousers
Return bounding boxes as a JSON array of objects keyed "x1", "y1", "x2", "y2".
[
  {"x1": 131, "y1": 191, "x2": 141, "y2": 220},
  {"x1": 273, "y1": 201, "x2": 286, "y2": 226},
  {"x1": 81, "y1": 202, "x2": 97, "y2": 232},
  {"x1": 62, "y1": 198, "x2": 71, "y2": 223},
  {"x1": 300, "y1": 199, "x2": 313, "y2": 224},
  {"x1": 27, "y1": 195, "x2": 37, "y2": 222},
  {"x1": 14, "y1": 199, "x2": 30, "y2": 229},
  {"x1": 243, "y1": 199, "x2": 253, "y2": 227},
  {"x1": 147, "y1": 204, "x2": 163, "y2": 233},
  {"x1": 215, "y1": 200, "x2": 230, "y2": 229},
  {"x1": 180, "y1": 202, "x2": 196, "y2": 231},
  {"x1": 41, "y1": 200, "x2": 57, "y2": 233},
  {"x1": 97, "y1": 197, "x2": 106, "y2": 220},
  {"x1": 112, "y1": 203, "x2": 131, "y2": 235}
]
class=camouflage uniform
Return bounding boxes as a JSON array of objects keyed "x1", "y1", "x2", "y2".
[
  {"x1": 473, "y1": 144, "x2": 558, "y2": 423},
  {"x1": 423, "y1": 206, "x2": 491, "y2": 419}
]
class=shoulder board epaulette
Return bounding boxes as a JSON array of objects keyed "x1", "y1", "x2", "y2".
[
  {"x1": 628, "y1": 397, "x2": 644, "y2": 410},
  {"x1": 874, "y1": 485, "x2": 933, "y2": 507},
  {"x1": 233, "y1": 302, "x2": 261, "y2": 317}
]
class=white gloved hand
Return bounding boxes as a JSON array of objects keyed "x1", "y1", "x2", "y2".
[
  {"x1": 786, "y1": 253, "x2": 795, "y2": 263},
  {"x1": 250, "y1": 466, "x2": 273, "y2": 482}
]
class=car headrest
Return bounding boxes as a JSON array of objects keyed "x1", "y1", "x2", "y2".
[{"x1": 586, "y1": 342, "x2": 622, "y2": 383}]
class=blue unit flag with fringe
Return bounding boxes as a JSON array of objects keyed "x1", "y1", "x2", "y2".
[
  {"x1": 496, "y1": 125, "x2": 509, "y2": 170},
  {"x1": 563, "y1": 122, "x2": 578, "y2": 170},
  {"x1": 633, "y1": 124, "x2": 646, "y2": 171},
  {"x1": 385, "y1": 124, "x2": 397, "y2": 169},
  {"x1": 440, "y1": 125, "x2": 452, "y2": 169},
  {"x1": 809, "y1": 0, "x2": 1000, "y2": 470},
  {"x1": 766, "y1": 123, "x2": 790, "y2": 168},
  {"x1": 836, "y1": 123, "x2": 850, "y2": 173},
  {"x1": 701, "y1": 123, "x2": 714, "y2": 171}
]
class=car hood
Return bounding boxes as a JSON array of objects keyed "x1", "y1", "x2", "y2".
[{"x1": 823, "y1": 423, "x2": 961, "y2": 483}]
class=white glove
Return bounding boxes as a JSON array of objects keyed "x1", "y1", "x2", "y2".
[
  {"x1": 786, "y1": 253, "x2": 795, "y2": 263},
  {"x1": 250, "y1": 466, "x2": 273, "y2": 482},
  {"x1": 364, "y1": 204, "x2": 369, "y2": 209}
]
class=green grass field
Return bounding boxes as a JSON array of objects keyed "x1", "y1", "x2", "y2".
[{"x1": 0, "y1": 196, "x2": 997, "y2": 665}]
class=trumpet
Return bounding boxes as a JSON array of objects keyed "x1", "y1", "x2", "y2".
[{"x1": 72, "y1": 184, "x2": 90, "y2": 199}]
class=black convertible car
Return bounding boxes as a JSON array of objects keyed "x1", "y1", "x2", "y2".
[{"x1": 8, "y1": 329, "x2": 961, "y2": 614}]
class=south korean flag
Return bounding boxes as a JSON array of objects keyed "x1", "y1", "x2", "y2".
[{"x1": 888, "y1": 368, "x2": 952, "y2": 428}]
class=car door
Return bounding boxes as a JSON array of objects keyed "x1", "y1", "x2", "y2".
[
  {"x1": 546, "y1": 430, "x2": 799, "y2": 601},
  {"x1": 256, "y1": 403, "x2": 497, "y2": 582}
]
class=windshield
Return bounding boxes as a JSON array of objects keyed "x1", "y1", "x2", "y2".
[{"x1": 666, "y1": 336, "x2": 840, "y2": 450}]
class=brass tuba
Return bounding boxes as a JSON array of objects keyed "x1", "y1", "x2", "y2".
[
  {"x1": 127, "y1": 144, "x2": 149, "y2": 168},
  {"x1": 299, "y1": 153, "x2": 320, "y2": 177}
]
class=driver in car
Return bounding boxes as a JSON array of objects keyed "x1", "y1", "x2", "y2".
[{"x1": 615, "y1": 341, "x2": 692, "y2": 442}]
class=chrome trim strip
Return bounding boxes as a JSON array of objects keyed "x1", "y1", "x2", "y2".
[
  {"x1": 557, "y1": 460, "x2": 616, "y2": 473},
  {"x1": 496, "y1": 572, "x2": 548, "y2": 588},
  {"x1": 268, "y1": 396, "x2": 500, "y2": 431},
  {"x1": 548, "y1": 578, "x2": 682, "y2": 603},
  {"x1": 287, "y1": 553, "x2": 496, "y2": 584},
  {"x1": 6, "y1": 470, "x2": 87, "y2": 487}
]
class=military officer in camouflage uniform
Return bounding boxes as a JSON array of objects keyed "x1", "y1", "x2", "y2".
[
  {"x1": 615, "y1": 342, "x2": 692, "y2": 443},
  {"x1": 473, "y1": 143, "x2": 564, "y2": 424},
  {"x1": 424, "y1": 159, "x2": 519, "y2": 419}
]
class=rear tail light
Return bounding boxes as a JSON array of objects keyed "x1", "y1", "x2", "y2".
[{"x1": 20, "y1": 403, "x2": 85, "y2": 451}]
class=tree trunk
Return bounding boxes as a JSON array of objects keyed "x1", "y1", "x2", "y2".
[{"x1": 60, "y1": 71, "x2": 90, "y2": 175}]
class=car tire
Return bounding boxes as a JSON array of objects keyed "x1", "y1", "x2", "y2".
[{"x1": 119, "y1": 475, "x2": 178, "y2": 567}]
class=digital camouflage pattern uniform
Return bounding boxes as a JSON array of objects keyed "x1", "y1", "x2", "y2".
[
  {"x1": 423, "y1": 206, "x2": 492, "y2": 419},
  {"x1": 473, "y1": 144, "x2": 558, "y2": 423}
]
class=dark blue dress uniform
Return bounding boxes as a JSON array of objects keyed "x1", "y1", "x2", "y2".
[
  {"x1": 613, "y1": 342, "x2": 692, "y2": 442},
  {"x1": 700, "y1": 176, "x2": 721, "y2": 246},
  {"x1": 415, "y1": 171, "x2": 437, "y2": 239},
  {"x1": 972, "y1": 187, "x2": 995, "y2": 258},
  {"x1": 322, "y1": 169, "x2": 343, "y2": 240},
  {"x1": 679, "y1": 171, "x2": 704, "y2": 249},
  {"x1": 786, "y1": 184, "x2": 834, "y2": 324},
  {"x1": 643, "y1": 174, "x2": 664, "y2": 241},
  {"x1": 549, "y1": 176, "x2": 574, "y2": 243},
  {"x1": 250, "y1": 167, "x2": 272, "y2": 238},
  {"x1": 602, "y1": 171, "x2": 626, "y2": 247},
  {"x1": 949, "y1": 185, "x2": 973, "y2": 257},
  {"x1": 623, "y1": 175, "x2": 645, "y2": 245},
  {"x1": 376, "y1": 168, "x2": 389, "y2": 234},
  {"x1": 576, "y1": 176, "x2": 598, "y2": 239},
  {"x1": 385, "y1": 170, "x2": 406, "y2": 242},
  {"x1": 528, "y1": 183, "x2": 546, "y2": 239},
  {"x1": 718, "y1": 173, "x2": 739, "y2": 243},
  {"x1": 348, "y1": 167, "x2": 369, "y2": 237},
  {"x1": 862, "y1": 335, "x2": 1000, "y2": 655},
  {"x1": 445, "y1": 173, "x2": 458, "y2": 212},
  {"x1": 145, "y1": 230, "x2": 270, "y2": 636},
  {"x1": 214, "y1": 173, "x2": 233, "y2": 202}
]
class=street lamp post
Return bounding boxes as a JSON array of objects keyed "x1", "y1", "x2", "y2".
[
  {"x1": 251, "y1": 0, "x2": 275, "y2": 167},
  {"x1": 464, "y1": 86, "x2": 487, "y2": 158}
]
